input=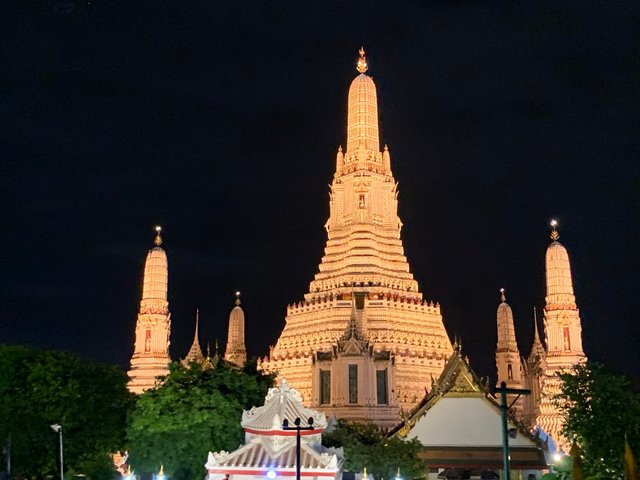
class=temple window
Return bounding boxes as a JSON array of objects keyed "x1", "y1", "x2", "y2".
[
  {"x1": 320, "y1": 370, "x2": 331, "y2": 405},
  {"x1": 348, "y1": 364, "x2": 358, "y2": 404},
  {"x1": 376, "y1": 369, "x2": 388, "y2": 404},
  {"x1": 144, "y1": 329, "x2": 151, "y2": 353}
]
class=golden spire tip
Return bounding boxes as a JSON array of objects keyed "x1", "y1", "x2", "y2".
[
  {"x1": 356, "y1": 46, "x2": 368, "y2": 74},
  {"x1": 154, "y1": 225, "x2": 163, "y2": 246},
  {"x1": 500, "y1": 288, "x2": 506, "y2": 303},
  {"x1": 550, "y1": 218, "x2": 559, "y2": 241},
  {"x1": 235, "y1": 291, "x2": 241, "y2": 305}
]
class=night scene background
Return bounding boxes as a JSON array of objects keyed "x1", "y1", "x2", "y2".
[{"x1": 3, "y1": 1, "x2": 639, "y2": 385}]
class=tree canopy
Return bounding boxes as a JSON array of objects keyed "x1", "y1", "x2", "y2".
[
  {"x1": 557, "y1": 361, "x2": 640, "y2": 479},
  {"x1": 126, "y1": 359, "x2": 274, "y2": 480},
  {"x1": 322, "y1": 420, "x2": 424, "y2": 480},
  {"x1": 0, "y1": 345, "x2": 133, "y2": 480}
]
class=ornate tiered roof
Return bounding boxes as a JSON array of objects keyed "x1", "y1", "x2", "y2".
[{"x1": 206, "y1": 381, "x2": 341, "y2": 480}]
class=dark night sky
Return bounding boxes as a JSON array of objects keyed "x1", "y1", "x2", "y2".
[{"x1": 3, "y1": 1, "x2": 639, "y2": 384}]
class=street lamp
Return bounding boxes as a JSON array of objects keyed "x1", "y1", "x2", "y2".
[
  {"x1": 282, "y1": 417, "x2": 314, "y2": 480},
  {"x1": 495, "y1": 382, "x2": 530, "y2": 480},
  {"x1": 50, "y1": 424, "x2": 64, "y2": 480}
]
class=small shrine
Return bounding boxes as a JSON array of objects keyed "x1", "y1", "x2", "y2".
[{"x1": 206, "y1": 380, "x2": 343, "y2": 480}]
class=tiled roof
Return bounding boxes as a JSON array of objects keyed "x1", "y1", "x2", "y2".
[
  {"x1": 206, "y1": 438, "x2": 340, "y2": 472},
  {"x1": 242, "y1": 380, "x2": 327, "y2": 433}
]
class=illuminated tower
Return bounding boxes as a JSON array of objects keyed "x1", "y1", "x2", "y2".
[
  {"x1": 262, "y1": 49, "x2": 452, "y2": 423},
  {"x1": 495, "y1": 288, "x2": 524, "y2": 418},
  {"x1": 537, "y1": 220, "x2": 586, "y2": 450},
  {"x1": 182, "y1": 309, "x2": 204, "y2": 366},
  {"x1": 128, "y1": 226, "x2": 172, "y2": 394},
  {"x1": 224, "y1": 292, "x2": 247, "y2": 367}
]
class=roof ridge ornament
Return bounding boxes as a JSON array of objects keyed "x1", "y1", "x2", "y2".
[
  {"x1": 550, "y1": 218, "x2": 560, "y2": 241},
  {"x1": 154, "y1": 225, "x2": 163, "y2": 246},
  {"x1": 356, "y1": 46, "x2": 368, "y2": 74}
]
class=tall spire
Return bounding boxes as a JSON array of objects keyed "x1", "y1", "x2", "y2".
[
  {"x1": 264, "y1": 49, "x2": 452, "y2": 425},
  {"x1": 224, "y1": 291, "x2": 247, "y2": 367},
  {"x1": 128, "y1": 226, "x2": 172, "y2": 394},
  {"x1": 495, "y1": 289, "x2": 522, "y2": 381},
  {"x1": 347, "y1": 47, "x2": 380, "y2": 153},
  {"x1": 529, "y1": 306, "x2": 545, "y2": 360},
  {"x1": 495, "y1": 287, "x2": 524, "y2": 418},
  {"x1": 538, "y1": 219, "x2": 586, "y2": 452},
  {"x1": 183, "y1": 309, "x2": 204, "y2": 365}
]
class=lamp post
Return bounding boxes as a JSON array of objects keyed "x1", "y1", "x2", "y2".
[
  {"x1": 50, "y1": 424, "x2": 64, "y2": 480},
  {"x1": 495, "y1": 382, "x2": 530, "y2": 480},
  {"x1": 282, "y1": 417, "x2": 314, "y2": 480}
]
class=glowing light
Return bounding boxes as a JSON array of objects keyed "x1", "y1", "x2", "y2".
[
  {"x1": 553, "y1": 452, "x2": 562, "y2": 463},
  {"x1": 155, "y1": 225, "x2": 162, "y2": 233},
  {"x1": 550, "y1": 219, "x2": 558, "y2": 228},
  {"x1": 266, "y1": 469, "x2": 277, "y2": 479}
]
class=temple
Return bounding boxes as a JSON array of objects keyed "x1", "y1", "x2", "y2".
[
  {"x1": 123, "y1": 50, "x2": 590, "y2": 455},
  {"x1": 260, "y1": 48, "x2": 452, "y2": 426},
  {"x1": 127, "y1": 226, "x2": 172, "y2": 394}
]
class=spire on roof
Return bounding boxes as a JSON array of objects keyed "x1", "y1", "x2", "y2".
[
  {"x1": 550, "y1": 218, "x2": 559, "y2": 241},
  {"x1": 356, "y1": 46, "x2": 368, "y2": 74},
  {"x1": 154, "y1": 225, "x2": 163, "y2": 246},
  {"x1": 183, "y1": 309, "x2": 204, "y2": 365},
  {"x1": 235, "y1": 290, "x2": 241, "y2": 306},
  {"x1": 500, "y1": 287, "x2": 506, "y2": 303},
  {"x1": 528, "y1": 306, "x2": 545, "y2": 360}
]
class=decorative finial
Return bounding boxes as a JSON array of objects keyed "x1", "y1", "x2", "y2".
[
  {"x1": 235, "y1": 291, "x2": 241, "y2": 306},
  {"x1": 154, "y1": 225, "x2": 163, "y2": 246},
  {"x1": 550, "y1": 219, "x2": 559, "y2": 241},
  {"x1": 500, "y1": 287, "x2": 506, "y2": 303},
  {"x1": 357, "y1": 47, "x2": 368, "y2": 74}
]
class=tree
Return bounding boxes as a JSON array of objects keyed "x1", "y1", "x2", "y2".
[
  {"x1": 557, "y1": 362, "x2": 640, "y2": 479},
  {"x1": 0, "y1": 345, "x2": 133, "y2": 480},
  {"x1": 323, "y1": 420, "x2": 425, "y2": 479},
  {"x1": 126, "y1": 359, "x2": 274, "y2": 480}
]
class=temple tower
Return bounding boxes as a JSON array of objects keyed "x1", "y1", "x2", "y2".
[
  {"x1": 495, "y1": 288, "x2": 524, "y2": 418},
  {"x1": 262, "y1": 49, "x2": 452, "y2": 421},
  {"x1": 128, "y1": 226, "x2": 172, "y2": 394},
  {"x1": 224, "y1": 292, "x2": 247, "y2": 367},
  {"x1": 537, "y1": 220, "x2": 586, "y2": 451}
]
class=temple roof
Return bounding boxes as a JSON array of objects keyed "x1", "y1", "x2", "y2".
[
  {"x1": 241, "y1": 380, "x2": 327, "y2": 434},
  {"x1": 206, "y1": 438, "x2": 340, "y2": 473},
  {"x1": 390, "y1": 349, "x2": 540, "y2": 451}
]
